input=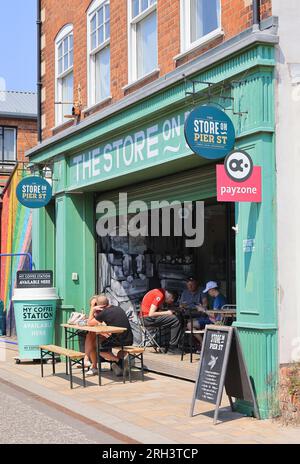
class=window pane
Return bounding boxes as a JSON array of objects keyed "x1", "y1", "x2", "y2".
[
  {"x1": 137, "y1": 11, "x2": 157, "y2": 79},
  {"x1": 3, "y1": 128, "x2": 16, "y2": 161},
  {"x1": 69, "y1": 49, "x2": 73, "y2": 67},
  {"x1": 141, "y1": 0, "x2": 149, "y2": 12},
  {"x1": 105, "y1": 20, "x2": 110, "y2": 40},
  {"x1": 132, "y1": 0, "x2": 139, "y2": 18},
  {"x1": 98, "y1": 6, "x2": 104, "y2": 26},
  {"x1": 62, "y1": 72, "x2": 73, "y2": 118},
  {"x1": 64, "y1": 53, "x2": 68, "y2": 71},
  {"x1": 95, "y1": 46, "x2": 110, "y2": 102},
  {"x1": 98, "y1": 25, "x2": 104, "y2": 45},
  {"x1": 63, "y1": 37, "x2": 69, "y2": 54},
  {"x1": 91, "y1": 31, "x2": 97, "y2": 50},
  {"x1": 190, "y1": 0, "x2": 219, "y2": 43},
  {"x1": 91, "y1": 13, "x2": 97, "y2": 33},
  {"x1": 58, "y1": 43, "x2": 63, "y2": 58},
  {"x1": 105, "y1": 3, "x2": 110, "y2": 20}
]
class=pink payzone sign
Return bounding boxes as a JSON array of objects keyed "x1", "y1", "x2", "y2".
[{"x1": 216, "y1": 165, "x2": 262, "y2": 203}]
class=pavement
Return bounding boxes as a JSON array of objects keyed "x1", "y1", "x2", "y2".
[{"x1": 0, "y1": 339, "x2": 299, "y2": 444}]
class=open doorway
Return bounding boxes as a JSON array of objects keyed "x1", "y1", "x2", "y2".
[{"x1": 96, "y1": 199, "x2": 236, "y2": 309}]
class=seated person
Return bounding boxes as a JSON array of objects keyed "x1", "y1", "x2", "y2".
[
  {"x1": 85, "y1": 295, "x2": 133, "y2": 377},
  {"x1": 141, "y1": 288, "x2": 181, "y2": 355},
  {"x1": 181, "y1": 277, "x2": 210, "y2": 350},
  {"x1": 179, "y1": 276, "x2": 208, "y2": 309},
  {"x1": 203, "y1": 281, "x2": 227, "y2": 322}
]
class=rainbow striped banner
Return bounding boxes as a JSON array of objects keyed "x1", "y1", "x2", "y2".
[{"x1": 0, "y1": 167, "x2": 32, "y2": 335}]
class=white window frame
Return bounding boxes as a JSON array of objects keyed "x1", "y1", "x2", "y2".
[
  {"x1": 0, "y1": 126, "x2": 17, "y2": 162},
  {"x1": 55, "y1": 24, "x2": 74, "y2": 126},
  {"x1": 87, "y1": 0, "x2": 111, "y2": 108},
  {"x1": 127, "y1": 0, "x2": 158, "y2": 84},
  {"x1": 180, "y1": 0, "x2": 222, "y2": 54}
]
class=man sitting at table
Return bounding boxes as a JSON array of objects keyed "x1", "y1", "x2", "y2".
[
  {"x1": 179, "y1": 276, "x2": 208, "y2": 309},
  {"x1": 141, "y1": 288, "x2": 181, "y2": 355},
  {"x1": 85, "y1": 295, "x2": 133, "y2": 377},
  {"x1": 180, "y1": 277, "x2": 211, "y2": 350}
]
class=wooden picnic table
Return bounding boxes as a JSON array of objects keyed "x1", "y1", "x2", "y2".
[{"x1": 61, "y1": 323, "x2": 127, "y2": 386}]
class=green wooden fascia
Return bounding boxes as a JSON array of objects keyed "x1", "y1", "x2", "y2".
[{"x1": 29, "y1": 43, "x2": 276, "y2": 165}]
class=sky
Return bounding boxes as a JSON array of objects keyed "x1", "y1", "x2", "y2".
[{"x1": 0, "y1": 0, "x2": 37, "y2": 92}]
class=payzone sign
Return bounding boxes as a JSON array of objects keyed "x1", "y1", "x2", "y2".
[
  {"x1": 16, "y1": 176, "x2": 52, "y2": 209},
  {"x1": 184, "y1": 105, "x2": 235, "y2": 160}
]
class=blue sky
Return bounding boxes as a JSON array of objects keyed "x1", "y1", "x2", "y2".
[{"x1": 0, "y1": 0, "x2": 37, "y2": 92}]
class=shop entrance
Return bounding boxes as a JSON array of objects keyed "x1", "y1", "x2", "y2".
[{"x1": 96, "y1": 197, "x2": 236, "y2": 310}]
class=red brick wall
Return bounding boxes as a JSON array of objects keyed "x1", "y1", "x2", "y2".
[{"x1": 40, "y1": 0, "x2": 272, "y2": 140}]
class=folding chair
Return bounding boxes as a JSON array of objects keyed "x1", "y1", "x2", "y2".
[
  {"x1": 220, "y1": 304, "x2": 237, "y2": 325},
  {"x1": 133, "y1": 305, "x2": 163, "y2": 352}
]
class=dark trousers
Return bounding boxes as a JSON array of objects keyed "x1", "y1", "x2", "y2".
[{"x1": 143, "y1": 315, "x2": 182, "y2": 348}]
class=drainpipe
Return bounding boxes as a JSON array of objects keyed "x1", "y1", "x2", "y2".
[
  {"x1": 37, "y1": 0, "x2": 42, "y2": 143},
  {"x1": 253, "y1": 0, "x2": 261, "y2": 30}
]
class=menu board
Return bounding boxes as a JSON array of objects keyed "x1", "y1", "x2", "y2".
[
  {"x1": 190, "y1": 326, "x2": 260, "y2": 424},
  {"x1": 196, "y1": 329, "x2": 229, "y2": 404}
]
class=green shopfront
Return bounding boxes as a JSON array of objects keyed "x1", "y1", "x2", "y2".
[{"x1": 29, "y1": 40, "x2": 277, "y2": 419}]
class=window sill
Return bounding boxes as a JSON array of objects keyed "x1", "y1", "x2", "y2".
[
  {"x1": 83, "y1": 96, "x2": 113, "y2": 116},
  {"x1": 52, "y1": 119, "x2": 75, "y2": 135},
  {"x1": 123, "y1": 68, "x2": 160, "y2": 92},
  {"x1": 174, "y1": 29, "x2": 225, "y2": 61}
]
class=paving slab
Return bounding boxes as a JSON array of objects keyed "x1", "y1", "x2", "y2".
[{"x1": 0, "y1": 341, "x2": 299, "y2": 444}]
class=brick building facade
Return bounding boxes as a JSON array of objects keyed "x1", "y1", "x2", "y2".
[{"x1": 39, "y1": 0, "x2": 272, "y2": 140}]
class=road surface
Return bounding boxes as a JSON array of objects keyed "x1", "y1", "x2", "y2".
[{"x1": 0, "y1": 379, "x2": 131, "y2": 444}]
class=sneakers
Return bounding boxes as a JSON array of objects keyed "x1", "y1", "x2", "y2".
[
  {"x1": 85, "y1": 367, "x2": 98, "y2": 376},
  {"x1": 76, "y1": 359, "x2": 91, "y2": 369},
  {"x1": 111, "y1": 362, "x2": 123, "y2": 377}
]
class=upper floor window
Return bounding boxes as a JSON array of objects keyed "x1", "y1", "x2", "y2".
[
  {"x1": 128, "y1": 0, "x2": 158, "y2": 83},
  {"x1": 181, "y1": 0, "x2": 221, "y2": 52},
  {"x1": 55, "y1": 24, "x2": 74, "y2": 125},
  {"x1": 88, "y1": 0, "x2": 111, "y2": 107},
  {"x1": 0, "y1": 126, "x2": 16, "y2": 162}
]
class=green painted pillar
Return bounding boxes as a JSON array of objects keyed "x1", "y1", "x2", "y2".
[
  {"x1": 55, "y1": 192, "x2": 95, "y2": 345},
  {"x1": 32, "y1": 202, "x2": 55, "y2": 273},
  {"x1": 234, "y1": 133, "x2": 278, "y2": 419}
]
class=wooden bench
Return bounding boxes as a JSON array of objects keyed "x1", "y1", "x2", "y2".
[
  {"x1": 40, "y1": 345, "x2": 86, "y2": 389},
  {"x1": 115, "y1": 346, "x2": 145, "y2": 383}
]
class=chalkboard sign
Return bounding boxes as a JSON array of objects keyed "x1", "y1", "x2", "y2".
[
  {"x1": 190, "y1": 325, "x2": 259, "y2": 424},
  {"x1": 196, "y1": 329, "x2": 229, "y2": 404},
  {"x1": 16, "y1": 271, "x2": 53, "y2": 289}
]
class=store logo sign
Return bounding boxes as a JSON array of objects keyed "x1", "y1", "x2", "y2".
[
  {"x1": 184, "y1": 105, "x2": 235, "y2": 160},
  {"x1": 16, "y1": 176, "x2": 52, "y2": 209},
  {"x1": 216, "y1": 163, "x2": 262, "y2": 203}
]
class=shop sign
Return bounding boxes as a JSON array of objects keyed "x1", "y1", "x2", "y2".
[
  {"x1": 190, "y1": 326, "x2": 260, "y2": 424},
  {"x1": 216, "y1": 150, "x2": 262, "y2": 203},
  {"x1": 16, "y1": 271, "x2": 53, "y2": 289},
  {"x1": 69, "y1": 109, "x2": 193, "y2": 190},
  {"x1": 16, "y1": 176, "x2": 52, "y2": 209},
  {"x1": 184, "y1": 105, "x2": 235, "y2": 160}
]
